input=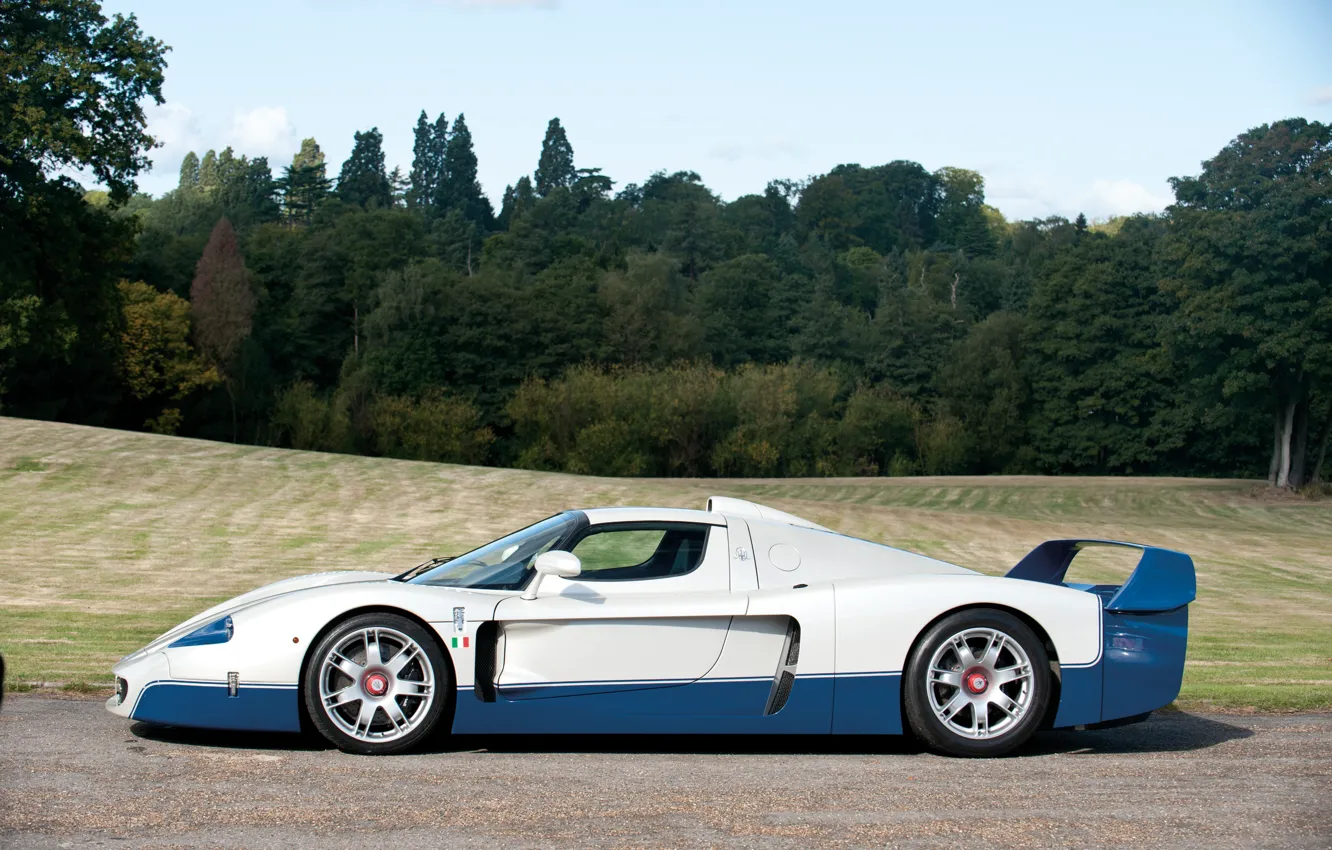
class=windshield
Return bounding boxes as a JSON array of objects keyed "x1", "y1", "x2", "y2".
[{"x1": 402, "y1": 512, "x2": 582, "y2": 591}]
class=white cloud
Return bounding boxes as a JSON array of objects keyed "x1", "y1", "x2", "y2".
[
  {"x1": 1086, "y1": 178, "x2": 1172, "y2": 217},
  {"x1": 228, "y1": 106, "x2": 298, "y2": 164},
  {"x1": 1312, "y1": 85, "x2": 1332, "y2": 105},
  {"x1": 146, "y1": 103, "x2": 204, "y2": 162},
  {"x1": 985, "y1": 172, "x2": 1172, "y2": 221}
]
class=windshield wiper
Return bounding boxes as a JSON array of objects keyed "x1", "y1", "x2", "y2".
[{"x1": 395, "y1": 555, "x2": 454, "y2": 581}]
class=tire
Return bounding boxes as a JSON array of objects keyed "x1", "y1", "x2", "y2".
[
  {"x1": 903, "y1": 608, "x2": 1050, "y2": 757},
  {"x1": 303, "y1": 612, "x2": 451, "y2": 755}
]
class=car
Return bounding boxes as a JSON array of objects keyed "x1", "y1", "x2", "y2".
[{"x1": 106, "y1": 497, "x2": 1196, "y2": 757}]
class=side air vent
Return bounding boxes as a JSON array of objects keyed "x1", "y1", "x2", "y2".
[
  {"x1": 473, "y1": 622, "x2": 498, "y2": 702},
  {"x1": 764, "y1": 618, "x2": 801, "y2": 716},
  {"x1": 769, "y1": 671, "x2": 795, "y2": 714}
]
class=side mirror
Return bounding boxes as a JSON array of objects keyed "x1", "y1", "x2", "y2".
[{"x1": 521, "y1": 551, "x2": 581, "y2": 600}]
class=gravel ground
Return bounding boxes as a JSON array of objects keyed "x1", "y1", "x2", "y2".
[{"x1": 1, "y1": 696, "x2": 1329, "y2": 849}]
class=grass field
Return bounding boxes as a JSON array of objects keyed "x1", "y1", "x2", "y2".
[{"x1": 2, "y1": 416, "x2": 1330, "y2": 712}]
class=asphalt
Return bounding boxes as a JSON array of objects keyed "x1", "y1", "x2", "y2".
[{"x1": 0, "y1": 696, "x2": 1329, "y2": 849}]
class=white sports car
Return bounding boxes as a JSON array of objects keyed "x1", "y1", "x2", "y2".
[{"x1": 107, "y1": 497, "x2": 1196, "y2": 757}]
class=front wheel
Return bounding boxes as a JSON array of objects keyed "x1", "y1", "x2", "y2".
[
  {"x1": 303, "y1": 613, "x2": 451, "y2": 755},
  {"x1": 903, "y1": 608, "x2": 1050, "y2": 757}
]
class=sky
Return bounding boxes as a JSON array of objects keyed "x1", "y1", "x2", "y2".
[{"x1": 104, "y1": 0, "x2": 1332, "y2": 222}]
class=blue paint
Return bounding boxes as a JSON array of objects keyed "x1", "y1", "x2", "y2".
[
  {"x1": 1006, "y1": 539, "x2": 1196, "y2": 614},
  {"x1": 167, "y1": 616, "x2": 234, "y2": 648},
  {"x1": 1052, "y1": 664, "x2": 1103, "y2": 728},
  {"x1": 831, "y1": 674, "x2": 902, "y2": 734},
  {"x1": 132, "y1": 681, "x2": 302, "y2": 733},
  {"x1": 1101, "y1": 606, "x2": 1188, "y2": 721},
  {"x1": 1104, "y1": 550, "x2": 1196, "y2": 614},
  {"x1": 452, "y1": 675, "x2": 834, "y2": 735}
]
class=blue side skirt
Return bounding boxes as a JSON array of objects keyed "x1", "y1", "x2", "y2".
[{"x1": 132, "y1": 681, "x2": 302, "y2": 733}]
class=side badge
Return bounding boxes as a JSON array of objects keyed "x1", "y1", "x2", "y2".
[
  {"x1": 452, "y1": 607, "x2": 465, "y2": 633},
  {"x1": 735, "y1": 547, "x2": 751, "y2": 562}
]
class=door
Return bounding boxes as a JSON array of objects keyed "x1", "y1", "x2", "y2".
[{"x1": 492, "y1": 521, "x2": 743, "y2": 701}]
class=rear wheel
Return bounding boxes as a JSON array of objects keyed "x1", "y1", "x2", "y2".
[
  {"x1": 903, "y1": 608, "x2": 1050, "y2": 757},
  {"x1": 303, "y1": 613, "x2": 450, "y2": 755}
]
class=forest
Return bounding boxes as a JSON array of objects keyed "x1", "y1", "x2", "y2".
[{"x1": 3, "y1": 1, "x2": 1331, "y2": 485}]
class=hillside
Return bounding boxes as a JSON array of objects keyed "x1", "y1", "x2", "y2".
[{"x1": 1, "y1": 416, "x2": 1329, "y2": 711}]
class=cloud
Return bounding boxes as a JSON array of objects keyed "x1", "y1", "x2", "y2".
[
  {"x1": 986, "y1": 173, "x2": 1172, "y2": 221},
  {"x1": 228, "y1": 106, "x2": 298, "y2": 163},
  {"x1": 146, "y1": 103, "x2": 204, "y2": 159},
  {"x1": 1312, "y1": 85, "x2": 1332, "y2": 105},
  {"x1": 1086, "y1": 178, "x2": 1172, "y2": 216}
]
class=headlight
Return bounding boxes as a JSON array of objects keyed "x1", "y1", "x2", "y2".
[{"x1": 168, "y1": 615, "x2": 234, "y2": 648}]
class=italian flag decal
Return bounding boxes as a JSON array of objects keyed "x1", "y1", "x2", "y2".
[{"x1": 451, "y1": 636, "x2": 470, "y2": 649}]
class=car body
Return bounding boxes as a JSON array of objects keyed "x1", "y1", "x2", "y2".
[{"x1": 107, "y1": 497, "x2": 1197, "y2": 756}]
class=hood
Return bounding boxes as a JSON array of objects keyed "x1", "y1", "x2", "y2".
[{"x1": 136, "y1": 570, "x2": 393, "y2": 657}]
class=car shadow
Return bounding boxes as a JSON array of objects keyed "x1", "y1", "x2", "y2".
[{"x1": 131, "y1": 710, "x2": 1252, "y2": 757}]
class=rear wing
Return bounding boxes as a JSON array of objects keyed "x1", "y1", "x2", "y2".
[{"x1": 1005, "y1": 539, "x2": 1196, "y2": 614}]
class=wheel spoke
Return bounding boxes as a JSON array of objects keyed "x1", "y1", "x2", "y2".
[
  {"x1": 395, "y1": 680, "x2": 431, "y2": 697},
  {"x1": 993, "y1": 663, "x2": 1032, "y2": 685},
  {"x1": 323, "y1": 685, "x2": 359, "y2": 709},
  {"x1": 988, "y1": 689, "x2": 1024, "y2": 719},
  {"x1": 383, "y1": 698, "x2": 410, "y2": 731},
  {"x1": 973, "y1": 705, "x2": 989, "y2": 738},
  {"x1": 354, "y1": 699, "x2": 378, "y2": 736},
  {"x1": 929, "y1": 666, "x2": 962, "y2": 688},
  {"x1": 981, "y1": 632, "x2": 1005, "y2": 667},
  {"x1": 951, "y1": 636, "x2": 978, "y2": 667},
  {"x1": 384, "y1": 643, "x2": 419, "y2": 676},
  {"x1": 364, "y1": 630, "x2": 382, "y2": 666},
  {"x1": 934, "y1": 691, "x2": 968, "y2": 722},
  {"x1": 328, "y1": 651, "x2": 363, "y2": 680}
]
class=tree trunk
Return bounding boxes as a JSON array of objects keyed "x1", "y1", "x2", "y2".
[
  {"x1": 1269, "y1": 411, "x2": 1282, "y2": 485},
  {"x1": 353, "y1": 303, "x2": 359, "y2": 357},
  {"x1": 226, "y1": 380, "x2": 238, "y2": 444},
  {"x1": 1276, "y1": 397, "x2": 1297, "y2": 488},
  {"x1": 1310, "y1": 401, "x2": 1332, "y2": 484},
  {"x1": 1289, "y1": 400, "x2": 1310, "y2": 488}
]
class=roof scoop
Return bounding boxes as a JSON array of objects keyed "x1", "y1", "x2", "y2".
[{"x1": 706, "y1": 496, "x2": 829, "y2": 531}]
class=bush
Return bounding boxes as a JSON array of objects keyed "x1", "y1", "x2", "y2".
[
  {"x1": 369, "y1": 390, "x2": 493, "y2": 465},
  {"x1": 270, "y1": 381, "x2": 350, "y2": 452}
]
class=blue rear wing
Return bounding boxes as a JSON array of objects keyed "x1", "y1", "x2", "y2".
[{"x1": 1005, "y1": 539, "x2": 1196, "y2": 614}]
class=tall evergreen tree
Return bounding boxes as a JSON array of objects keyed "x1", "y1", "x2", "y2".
[
  {"x1": 437, "y1": 113, "x2": 493, "y2": 226},
  {"x1": 534, "y1": 117, "x2": 576, "y2": 196},
  {"x1": 337, "y1": 127, "x2": 392, "y2": 209},
  {"x1": 190, "y1": 217, "x2": 255, "y2": 440},
  {"x1": 407, "y1": 110, "x2": 447, "y2": 213},
  {"x1": 178, "y1": 152, "x2": 200, "y2": 191},
  {"x1": 197, "y1": 149, "x2": 219, "y2": 194},
  {"x1": 278, "y1": 138, "x2": 331, "y2": 225}
]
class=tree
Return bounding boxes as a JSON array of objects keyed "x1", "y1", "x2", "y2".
[
  {"x1": 337, "y1": 128, "x2": 392, "y2": 209},
  {"x1": 534, "y1": 117, "x2": 576, "y2": 196},
  {"x1": 278, "y1": 137, "x2": 331, "y2": 224},
  {"x1": 191, "y1": 217, "x2": 255, "y2": 439},
  {"x1": 1163, "y1": 119, "x2": 1332, "y2": 487},
  {"x1": 178, "y1": 152, "x2": 200, "y2": 191},
  {"x1": 118, "y1": 280, "x2": 219, "y2": 433},
  {"x1": 0, "y1": 0, "x2": 167, "y2": 203},
  {"x1": 437, "y1": 113, "x2": 492, "y2": 226},
  {"x1": 498, "y1": 175, "x2": 536, "y2": 229},
  {"x1": 407, "y1": 110, "x2": 446, "y2": 214}
]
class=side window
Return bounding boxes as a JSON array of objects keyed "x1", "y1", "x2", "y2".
[{"x1": 569, "y1": 523, "x2": 710, "y2": 582}]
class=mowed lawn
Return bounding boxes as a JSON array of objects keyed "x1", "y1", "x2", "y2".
[{"x1": 2, "y1": 416, "x2": 1330, "y2": 712}]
